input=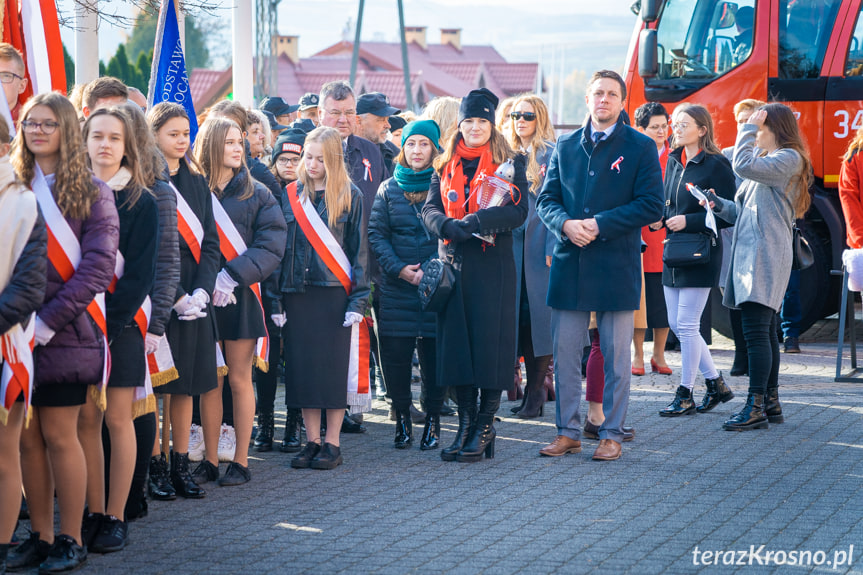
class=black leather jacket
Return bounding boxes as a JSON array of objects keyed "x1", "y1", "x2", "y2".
[{"x1": 268, "y1": 181, "x2": 370, "y2": 316}]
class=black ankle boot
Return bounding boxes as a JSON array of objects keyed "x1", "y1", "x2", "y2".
[
  {"x1": 730, "y1": 354, "x2": 749, "y2": 377},
  {"x1": 253, "y1": 410, "x2": 274, "y2": 452},
  {"x1": 280, "y1": 408, "x2": 303, "y2": 452},
  {"x1": 148, "y1": 454, "x2": 177, "y2": 501},
  {"x1": 659, "y1": 385, "x2": 696, "y2": 417},
  {"x1": 456, "y1": 414, "x2": 496, "y2": 462},
  {"x1": 171, "y1": 452, "x2": 206, "y2": 498},
  {"x1": 723, "y1": 393, "x2": 768, "y2": 431},
  {"x1": 393, "y1": 409, "x2": 412, "y2": 449},
  {"x1": 764, "y1": 387, "x2": 784, "y2": 423},
  {"x1": 420, "y1": 414, "x2": 440, "y2": 450},
  {"x1": 697, "y1": 373, "x2": 734, "y2": 413},
  {"x1": 441, "y1": 406, "x2": 475, "y2": 461}
]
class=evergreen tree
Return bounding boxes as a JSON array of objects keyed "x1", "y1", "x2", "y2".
[{"x1": 62, "y1": 43, "x2": 75, "y2": 94}]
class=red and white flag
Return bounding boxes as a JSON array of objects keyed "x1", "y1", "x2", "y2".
[{"x1": 3, "y1": 0, "x2": 66, "y2": 105}]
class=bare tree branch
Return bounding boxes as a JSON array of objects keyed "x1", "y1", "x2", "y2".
[{"x1": 57, "y1": 0, "x2": 225, "y2": 31}]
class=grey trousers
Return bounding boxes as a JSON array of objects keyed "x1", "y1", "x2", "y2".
[{"x1": 551, "y1": 309, "x2": 634, "y2": 444}]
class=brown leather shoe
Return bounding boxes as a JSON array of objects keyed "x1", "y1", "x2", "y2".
[
  {"x1": 539, "y1": 435, "x2": 582, "y2": 457},
  {"x1": 583, "y1": 420, "x2": 635, "y2": 442},
  {"x1": 592, "y1": 439, "x2": 622, "y2": 461}
]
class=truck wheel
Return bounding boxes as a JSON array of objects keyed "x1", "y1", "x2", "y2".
[{"x1": 710, "y1": 225, "x2": 831, "y2": 339}]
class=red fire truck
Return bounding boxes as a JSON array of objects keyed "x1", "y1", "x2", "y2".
[{"x1": 625, "y1": 0, "x2": 863, "y2": 334}]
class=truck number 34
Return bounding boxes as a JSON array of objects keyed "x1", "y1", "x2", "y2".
[{"x1": 835, "y1": 110, "x2": 863, "y2": 139}]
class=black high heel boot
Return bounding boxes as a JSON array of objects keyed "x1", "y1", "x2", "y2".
[
  {"x1": 441, "y1": 388, "x2": 477, "y2": 461},
  {"x1": 659, "y1": 385, "x2": 696, "y2": 417},
  {"x1": 517, "y1": 361, "x2": 547, "y2": 419},
  {"x1": 764, "y1": 387, "x2": 784, "y2": 423},
  {"x1": 253, "y1": 409, "x2": 274, "y2": 452},
  {"x1": 420, "y1": 413, "x2": 440, "y2": 450},
  {"x1": 171, "y1": 452, "x2": 206, "y2": 498},
  {"x1": 697, "y1": 373, "x2": 734, "y2": 413},
  {"x1": 723, "y1": 393, "x2": 768, "y2": 431},
  {"x1": 457, "y1": 389, "x2": 499, "y2": 462},
  {"x1": 394, "y1": 408, "x2": 412, "y2": 449}
]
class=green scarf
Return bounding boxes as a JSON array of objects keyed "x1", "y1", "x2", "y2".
[{"x1": 393, "y1": 163, "x2": 434, "y2": 193}]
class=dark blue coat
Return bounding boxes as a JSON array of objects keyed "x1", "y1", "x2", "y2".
[
  {"x1": 346, "y1": 134, "x2": 387, "y2": 283},
  {"x1": 368, "y1": 178, "x2": 438, "y2": 338},
  {"x1": 536, "y1": 123, "x2": 664, "y2": 311}
]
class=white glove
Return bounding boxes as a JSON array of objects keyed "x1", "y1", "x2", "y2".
[
  {"x1": 145, "y1": 333, "x2": 161, "y2": 355},
  {"x1": 34, "y1": 316, "x2": 55, "y2": 346},
  {"x1": 213, "y1": 269, "x2": 239, "y2": 308},
  {"x1": 178, "y1": 308, "x2": 207, "y2": 321},
  {"x1": 343, "y1": 312, "x2": 363, "y2": 327},
  {"x1": 191, "y1": 288, "x2": 210, "y2": 309},
  {"x1": 271, "y1": 313, "x2": 287, "y2": 328},
  {"x1": 173, "y1": 294, "x2": 198, "y2": 316}
]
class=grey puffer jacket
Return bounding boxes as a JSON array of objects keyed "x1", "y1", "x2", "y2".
[
  {"x1": 712, "y1": 124, "x2": 803, "y2": 312},
  {"x1": 148, "y1": 176, "x2": 180, "y2": 336}
]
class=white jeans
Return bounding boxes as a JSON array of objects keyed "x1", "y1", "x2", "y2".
[{"x1": 664, "y1": 286, "x2": 719, "y2": 389}]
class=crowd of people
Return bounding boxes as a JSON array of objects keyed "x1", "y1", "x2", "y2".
[{"x1": 1, "y1": 37, "x2": 862, "y2": 573}]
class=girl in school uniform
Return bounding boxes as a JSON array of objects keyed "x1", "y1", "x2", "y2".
[
  {"x1": 78, "y1": 106, "x2": 158, "y2": 553},
  {"x1": 12, "y1": 92, "x2": 119, "y2": 573},
  {"x1": 192, "y1": 116, "x2": 285, "y2": 486}
]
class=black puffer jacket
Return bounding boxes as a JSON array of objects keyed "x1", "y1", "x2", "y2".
[
  {"x1": 0, "y1": 209, "x2": 47, "y2": 336},
  {"x1": 269, "y1": 181, "x2": 370, "y2": 317},
  {"x1": 219, "y1": 168, "x2": 287, "y2": 287},
  {"x1": 661, "y1": 148, "x2": 736, "y2": 288},
  {"x1": 148, "y1": 175, "x2": 180, "y2": 336},
  {"x1": 368, "y1": 178, "x2": 437, "y2": 338}
]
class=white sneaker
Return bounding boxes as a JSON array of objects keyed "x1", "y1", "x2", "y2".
[
  {"x1": 217, "y1": 424, "x2": 236, "y2": 462},
  {"x1": 188, "y1": 424, "x2": 205, "y2": 462}
]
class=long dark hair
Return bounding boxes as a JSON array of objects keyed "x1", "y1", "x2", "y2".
[{"x1": 760, "y1": 103, "x2": 812, "y2": 218}]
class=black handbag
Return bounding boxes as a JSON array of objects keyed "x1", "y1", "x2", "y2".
[
  {"x1": 662, "y1": 232, "x2": 714, "y2": 268},
  {"x1": 418, "y1": 248, "x2": 459, "y2": 313},
  {"x1": 792, "y1": 225, "x2": 814, "y2": 270}
]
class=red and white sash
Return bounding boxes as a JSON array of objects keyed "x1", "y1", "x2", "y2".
[
  {"x1": 287, "y1": 183, "x2": 371, "y2": 410},
  {"x1": 0, "y1": 314, "x2": 35, "y2": 426},
  {"x1": 211, "y1": 193, "x2": 269, "y2": 372},
  {"x1": 172, "y1": 182, "x2": 203, "y2": 264},
  {"x1": 33, "y1": 166, "x2": 111, "y2": 411}
]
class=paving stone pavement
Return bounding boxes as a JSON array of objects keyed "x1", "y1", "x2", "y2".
[{"x1": 15, "y1": 326, "x2": 863, "y2": 574}]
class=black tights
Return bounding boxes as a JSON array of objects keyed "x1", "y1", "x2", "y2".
[{"x1": 740, "y1": 302, "x2": 780, "y2": 394}]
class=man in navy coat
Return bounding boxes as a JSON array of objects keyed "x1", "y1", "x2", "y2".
[{"x1": 536, "y1": 70, "x2": 664, "y2": 461}]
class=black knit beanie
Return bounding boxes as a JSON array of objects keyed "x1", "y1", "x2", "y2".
[{"x1": 458, "y1": 88, "x2": 499, "y2": 125}]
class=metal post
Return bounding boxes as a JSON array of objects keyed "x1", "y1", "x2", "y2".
[
  {"x1": 75, "y1": 0, "x2": 99, "y2": 85},
  {"x1": 349, "y1": 0, "x2": 365, "y2": 87},
  {"x1": 233, "y1": 0, "x2": 254, "y2": 106},
  {"x1": 176, "y1": 0, "x2": 185, "y2": 53},
  {"x1": 396, "y1": 0, "x2": 413, "y2": 111}
]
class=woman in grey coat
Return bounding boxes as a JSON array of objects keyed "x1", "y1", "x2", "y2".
[{"x1": 707, "y1": 103, "x2": 811, "y2": 431}]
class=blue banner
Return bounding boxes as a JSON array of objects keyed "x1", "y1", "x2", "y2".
[{"x1": 148, "y1": 0, "x2": 198, "y2": 143}]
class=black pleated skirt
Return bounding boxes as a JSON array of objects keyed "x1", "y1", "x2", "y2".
[
  {"x1": 160, "y1": 304, "x2": 220, "y2": 396},
  {"x1": 283, "y1": 286, "x2": 350, "y2": 409},
  {"x1": 108, "y1": 325, "x2": 146, "y2": 388},
  {"x1": 215, "y1": 285, "x2": 267, "y2": 341}
]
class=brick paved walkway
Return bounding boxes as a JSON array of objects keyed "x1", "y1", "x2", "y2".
[{"x1": 15, "y1": 322, "x2": 863, "y2": 574}]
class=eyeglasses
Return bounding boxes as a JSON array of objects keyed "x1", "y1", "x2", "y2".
[
  {"x1": 325, "y1": 109, "x2": 356, "y2": 119},
  {"x1": 21, "y1": 120, "x2": 59, "y2": 134},
  {"x1": 510, "y1": 111, "x2": 537, "y2": 121},
  {"x1": 276, "y1": 156, "x2": 301, "y2": 167},
  {"x1": 0, "y1": 71, "x2": 23, "y2": 84},
  {"x1": 672, "y1": 122, "x2": 691, "y2": 131},
  {"x1": 647, "y1": 123, "x2": 669, "y2": 132}
]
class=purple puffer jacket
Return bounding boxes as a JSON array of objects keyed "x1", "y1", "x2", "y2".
[{"x1": 35, "y1": 179, "x2": 119, "y2": 387}]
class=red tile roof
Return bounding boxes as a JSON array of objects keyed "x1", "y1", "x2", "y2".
[{"x1": 486, "y1": 62, "x2": 540, "y2": 96}]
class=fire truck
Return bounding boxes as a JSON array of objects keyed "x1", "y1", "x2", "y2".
[{"x1": 625, "y1": 0, "x2": 863, "y2": 335}]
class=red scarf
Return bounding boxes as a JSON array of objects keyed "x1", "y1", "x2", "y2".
[{"x1": 440, "y1": 140, "x2": 498, "y2": 219}]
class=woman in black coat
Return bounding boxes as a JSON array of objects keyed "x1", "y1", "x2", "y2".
[
  {"x1": 193, "y1": 117, "x2": 286, "y2": 487},
  {"x1": 657, "y1": 104, "x2": 736, "y2": 417},
  {"x1": 369, "y1": 120, "x2": 445, "y2": 450},
  {"x1": 422, "y1": 89, "x2": 528, "y2": 463}
]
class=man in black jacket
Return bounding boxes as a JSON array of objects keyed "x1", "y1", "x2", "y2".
[{"x1": 356, "y1": 92, "x2": 400, "y2": 176}]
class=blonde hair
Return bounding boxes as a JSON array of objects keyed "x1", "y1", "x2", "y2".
[
  {"x1": 495, "y1": 96, "x2": 517, "y2": 132},
  {"x1": 434, "y1": 124, "x2": 514, "y2": 174},
  {"x1": 83, "y1": 107, "x2": 148, "y2": 208},
  {"x1": 420, "y1": 97, "x2": 460, "y2": 147},
  {"x1": 844, "y1": 126, "x2": 863, "y2": 162},
  {"x1": 733, "y1": 98, "x2": 767, "y2": 118},
  {"x1": 506, "y1": 94, "x2": 556, "y2": 193},
  {"x1": 194, "y1": 116, "x2": 254, "y2": 201},
  {"x1": 297, "y1": 127, "x2": 352, "y2": 227},
  {"x1": 13, "y1": 92, "x2": 98, "y2": 220}
]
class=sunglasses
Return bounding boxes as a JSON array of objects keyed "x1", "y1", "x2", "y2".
[{"x1": 510, "y1": 111, "x2": 537, "y2": 121}]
